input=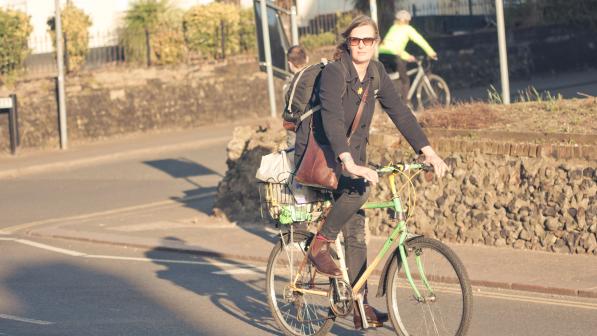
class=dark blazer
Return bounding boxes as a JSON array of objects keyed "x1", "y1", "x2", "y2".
[{"x1": 313, "y1": 51, "x2": 430, "y2": 166}]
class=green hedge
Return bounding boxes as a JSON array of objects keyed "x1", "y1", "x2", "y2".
[
  {"x1": 299, "y1": 11, "x2": 357, "y2": 52},
  {"x1": 300, "y1": 32, "x2": 336, "y2": 51},
  {"x1": 48, "y1": 2, "x2": 92, "y2": 73},
  {"x1": 183, "y1": 3, "x2": 240, "y2": 59},
  {"x1": 239, "y1": 8, "x2": 256, "y2": 53},
  {"x1": 122, "y1": 0, "x2": 186, "y2": 66},
  {"x1": 121, "y1": 1, "x2": 254, "y2": 64},
  {"x1": 0, "y1": 8, "x2": 32, "y2": 77}
]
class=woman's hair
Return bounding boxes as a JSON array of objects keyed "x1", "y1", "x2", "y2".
[{"x1": 332, "y1": 15, "x2": 380, "y2": 61}]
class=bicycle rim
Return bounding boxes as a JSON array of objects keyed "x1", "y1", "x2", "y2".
[
  {"x1": 266, "y1": 233, "x2": 335, "y2": 336},
  {"x1": 416, "y1": 74, "x2": 451, "y2": 110},
  {"x1": 386, "y1": 237, "x2": 472, "y2": 336}
]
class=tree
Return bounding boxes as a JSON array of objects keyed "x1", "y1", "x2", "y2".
[
  {"x1": 183, "y1": 2, "x2": 241, "y2": 59},
  {"x1": 122, "y1": 0, "x2": 186, "y2": 66},
  {"x1": 48, "y1": 2, "x2": 92, "y2": 73},
  {"x1": 0, "y1": 8, "x2": 32, "y2": 77}
]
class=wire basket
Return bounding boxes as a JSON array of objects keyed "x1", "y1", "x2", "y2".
[{"x1": 257, "y1": 182, "x2": 328, "y2": 226}]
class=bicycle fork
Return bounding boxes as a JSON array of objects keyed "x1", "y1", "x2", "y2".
[{"x1": 398, "y1": 237, "x2": 435, "y2": 302}]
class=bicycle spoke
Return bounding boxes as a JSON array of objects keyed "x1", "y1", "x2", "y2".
[
  {"x1": 386, "y1": 237, "x2": 472, "y2": 336},
  {"x1": 267, "y1": 234, "x2": 335, "y2": 336}
]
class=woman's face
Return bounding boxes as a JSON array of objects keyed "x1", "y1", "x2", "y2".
[{"x1": 348, "y1": 24, "x2": 378, "y2": 65}]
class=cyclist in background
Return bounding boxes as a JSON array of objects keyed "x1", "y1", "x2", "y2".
[{"x1": 378, "y1": 10, "x2": 437, "y2": 101}]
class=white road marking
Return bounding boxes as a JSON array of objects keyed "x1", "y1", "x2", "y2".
[
  {"x1": 0, "y1": 191, "x2": 216, "y2": 234},
  {"x1": 212, "y1": 266, "x2": 266, "y2": 275},
  {"x1": 14, "y1": 239, "x2": 86, "y2": 257},
  {"x1": 4, "y1": 239, "x2": 249, "y2": 269},
  {"x1": 473, "y1": 289, "x2": 597, "y2": 311},
  {"x1": 86, "y1": 254, "x2": 240, "y2": 268},
  {"x1": 0, "y1": 313, "x2": 55, "y2": 325},
  {"x1": 5, "y1": 238, "x2": 597, "y2": 311}
]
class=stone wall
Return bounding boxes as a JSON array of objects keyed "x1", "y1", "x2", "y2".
[
  {"x1": 2, "y1": 23, "x2": 595, "y2": 152},
  {"x1": 368, "y1": 140, "x2": 597, "y2": 255},
  {"x1": 427, "y1": 25, "x2": 597, "y2": 89},
  {"x1": 0, "y1": 61, "x2": 284, "y2": 152},
  {"x1": 214, "y1": 121, "x2": 597, "y2": 255}
]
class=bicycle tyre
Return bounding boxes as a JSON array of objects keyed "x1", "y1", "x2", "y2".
[
  {"x1": 266, "y1": 231, "x2": 335, "y2": 336},
  {"x1": 385, "y1": 237, "x2": 472, "y2": 336},
  {"x1": 415, "y1": 74, "x2": 451, "y2": 110}
]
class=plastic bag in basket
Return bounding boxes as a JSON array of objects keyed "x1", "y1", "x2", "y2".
[{"x1": 256, "y1": 149, "x2": 294, "y2": 183}]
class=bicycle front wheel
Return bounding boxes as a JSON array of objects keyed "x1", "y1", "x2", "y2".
[
  {"x1": 266, "y1": 231, "x2": 335, "y2": 336},
  {"x1": 386, "y1": 237, "x2": 472, "y2": 336},
  {"x1": 416, "y1": 74, "x2": 451, "y2": 110}
]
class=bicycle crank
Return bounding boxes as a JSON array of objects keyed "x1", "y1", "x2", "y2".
[{"x1": 328, "y1": 278, "x2": 353, "y2": 317}]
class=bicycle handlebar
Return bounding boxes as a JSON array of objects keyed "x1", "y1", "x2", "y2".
[{"x1": 370, "y1": 162, "x2": 433, "y2": 175}]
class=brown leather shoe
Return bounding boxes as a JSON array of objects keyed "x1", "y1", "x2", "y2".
[
  {"x1": 308, "y1": 234, "x2": 342, "y2": 278},
  {"x1": 353, "y1": 294, "x2": 388, "y2": 329}
]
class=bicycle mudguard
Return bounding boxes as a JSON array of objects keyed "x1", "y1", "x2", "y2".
[
  {"x1": 278, "y1": 230, "x2": 314, "y2": 248},
  {"x1": 375, "y1": 234, "x2": 421, "y2": 298}
]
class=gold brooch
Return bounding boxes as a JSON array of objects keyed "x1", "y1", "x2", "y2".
[{"x1": 357, "y1": 87, "x2": 363, "y2": 95}]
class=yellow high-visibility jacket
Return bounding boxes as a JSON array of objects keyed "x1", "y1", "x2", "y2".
[{"x1": 379, "y1": 24, "x2": 435, "y2": 60}]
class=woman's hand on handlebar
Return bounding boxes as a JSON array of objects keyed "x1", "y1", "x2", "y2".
[
  {"x1": 420, "y1": 146, "x2": 449, "y2": 178},
  {"x1": 340, "y1": 153, "x2": 379, "y2": 185},
  {"x1": 345, "y1": 162, "x2": 379, "y2": 185}
]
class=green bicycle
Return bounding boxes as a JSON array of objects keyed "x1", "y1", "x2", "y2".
[{"x1": 259, "y1": 162, "x2": 473, "y2": 336}]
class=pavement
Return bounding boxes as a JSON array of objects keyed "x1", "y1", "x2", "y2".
[{"x1": 1, "y1": 122, "x2": 596, "y2": 300}]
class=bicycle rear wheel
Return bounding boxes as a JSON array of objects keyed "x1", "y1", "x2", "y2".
[
  {"x1": 266, "y1": 231, "x2": 335, "y2": 336},
  {"x1": 415, "y1": 74, "x2": 451, "y2": 110},
  {"x1": 386, "y1": 237, "x2": 472, "y2": 336}
]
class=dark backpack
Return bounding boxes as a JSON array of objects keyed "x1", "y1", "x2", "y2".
[{"x1": 282, "y1": 59, "x2": 381, "y2": 130}]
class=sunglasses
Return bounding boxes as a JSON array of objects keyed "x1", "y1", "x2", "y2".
[{"x1": 347, "y1": 37, "x2": 377, "y2": 47}]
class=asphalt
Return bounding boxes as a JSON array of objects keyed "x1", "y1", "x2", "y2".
[{"x1": 1, "y1": 122, "x2": 596, "y2": 300}]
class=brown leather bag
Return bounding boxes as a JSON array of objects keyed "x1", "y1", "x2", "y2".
[{"x1": 295, "y1": 84, "x2": 370, "y2": 189}]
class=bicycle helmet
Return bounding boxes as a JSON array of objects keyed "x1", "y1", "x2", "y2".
[{"x1": 395, "y1": 10, "x2": 411, "y2": 22}]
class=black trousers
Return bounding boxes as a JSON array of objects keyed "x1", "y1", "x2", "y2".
[
  {"x1": 320, "y1": 176, "x2": 370, "y2": 289},
  {"x1": 379, "y1": 53, "x2": 409, "y2": 102}
]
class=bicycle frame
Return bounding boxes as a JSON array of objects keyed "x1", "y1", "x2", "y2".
[
  {"x1": 288, "y1": 166, "x2": 433, "y2": 303},
  {"x1": 388, "y1": 60, "x2": 439, "y2": 103},
  {"x1": 356, "y1": 172, "x2": 430, "y2": 300},
  {"x1": 406, "y1": 66, "x2": 423, "y2": 100}
]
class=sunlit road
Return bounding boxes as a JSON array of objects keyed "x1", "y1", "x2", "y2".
[
  {"x1": 0, "y1": 140, "x2": 228, "y2": 231},
  {"x1": 1, "y1": 237, "x2": 596, "y2": 336}
]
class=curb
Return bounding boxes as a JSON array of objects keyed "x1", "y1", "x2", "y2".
[
  {"x1": 0, "y1": 136, "x2": 230, "y2": 180},
  {"x1": 25, "y1": 228, "x2": 597, "y2": 300}
]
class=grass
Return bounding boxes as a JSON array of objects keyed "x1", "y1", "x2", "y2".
[{"x1": 417, "y1": 98, "x2": 597, "y2": 135}]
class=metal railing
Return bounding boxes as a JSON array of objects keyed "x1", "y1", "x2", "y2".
[{"x1": 1, "y1": 24, "x2": 257, "y2": 79}]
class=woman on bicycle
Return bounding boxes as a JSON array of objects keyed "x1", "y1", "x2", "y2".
[
  {"x1": 306, "y1": 15, "x2": 448, "y2": 329},
  {"x1": 378, "y1": 10, "x2": 437, "y2": 101}
]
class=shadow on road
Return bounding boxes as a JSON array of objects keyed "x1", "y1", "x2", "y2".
[
  {"x1": 144, "y1": 157, "x2": 222, "y2": 184},
  {"x1": 145, "y1": 237, "x2": 369, "y2": 335},
  {"x1": 145, "y1": 236, "x2": 283, "y2": 335},
  {"x1": 0, "y1": 260, "x2": 195, "y2": 335},
  {"x1": 144, "y1": 157, "x2": 221, "y2": 216}
]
